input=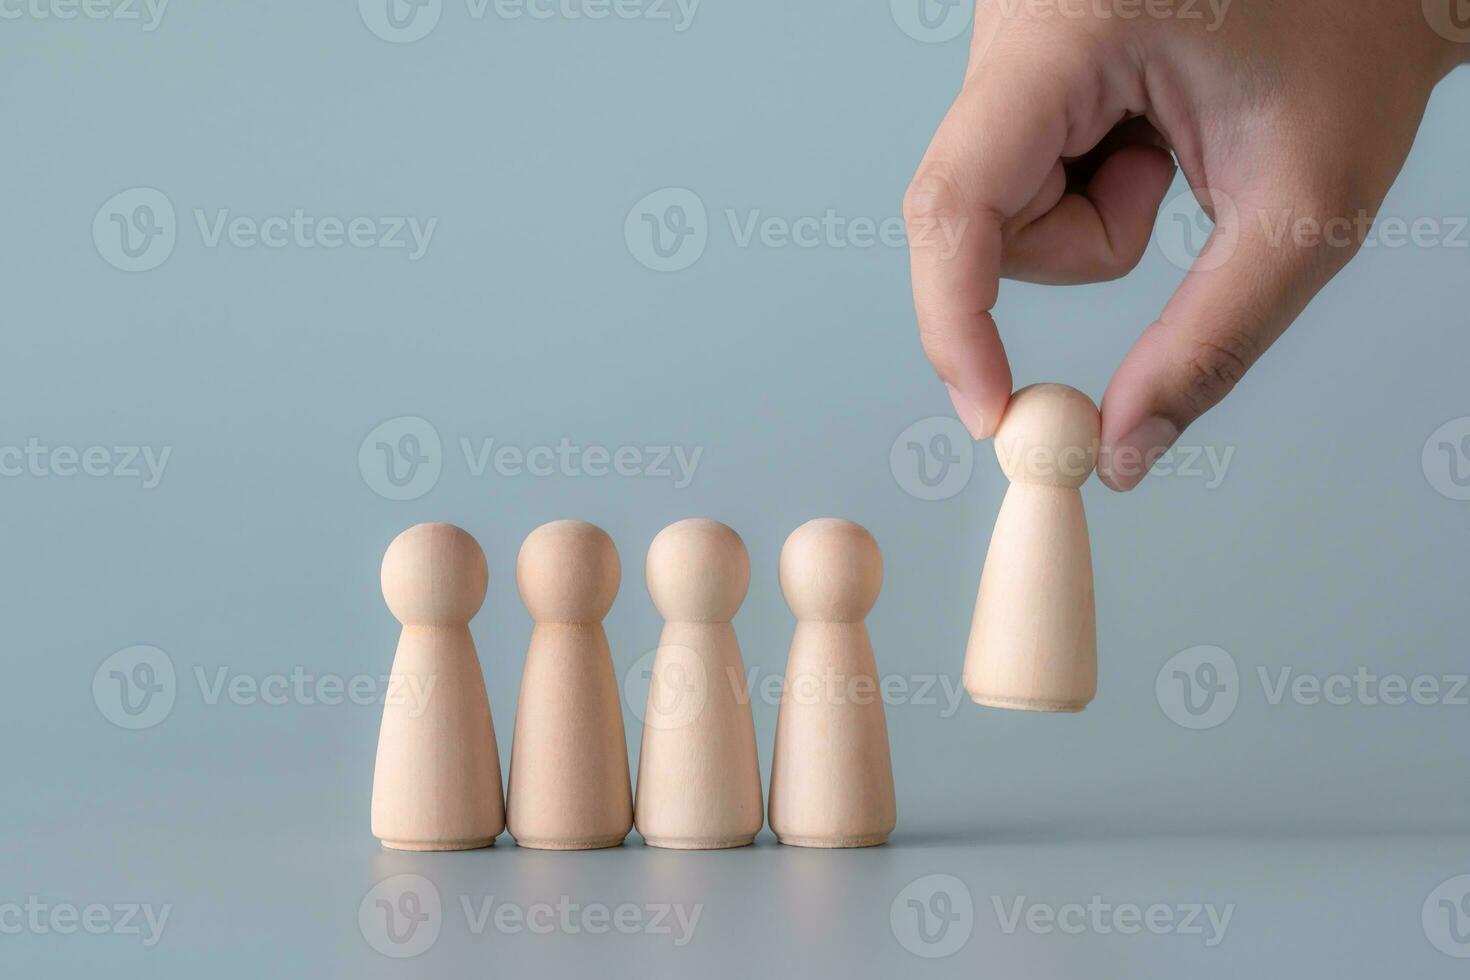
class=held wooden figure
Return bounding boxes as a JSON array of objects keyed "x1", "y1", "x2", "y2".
[
  {"x1": 768, "y1": 519, "x2": 896, "y2": 848},
  {"x1": 505, "y1": 520, "x2": 633, "y2": 850},
  {"x1": 634, "y1": 519, "x2": 764, "y2": 849},
  {"x1": 964, "y1": 384, "x2": 1100, "y2": 712},
  {"x1": 371, "y1": 523, "x2": 505, "y2": 851}
]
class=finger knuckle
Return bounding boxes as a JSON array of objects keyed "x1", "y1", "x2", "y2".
[
  {"x1": 915, "y1": 313, "x2": 970, "y2": 367},
  {"x1": 1277, "y1": 167, "x2": 1372, "y2": 269},
  {"x1": 1099, "y1": 234, "x2": 1149, "y2": 281},
  {"x1": 904, "y1": 165, "x2": 967, "y2": 228},
  {"x1": 1180, "y1": 326, "x2": 1258, "y2": 416}
]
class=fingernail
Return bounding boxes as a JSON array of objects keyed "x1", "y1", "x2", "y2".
[
  {"x1": 1100, "y1": 415, "x2": 1179, "y2": 492},
  {"x1": 945, "y1": 384, "x2": 987, "y2": 440}
]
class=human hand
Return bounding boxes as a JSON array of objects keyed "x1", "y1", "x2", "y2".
[{"x1": 904, "y1": 0, "x2": 1466, "y2": 489}]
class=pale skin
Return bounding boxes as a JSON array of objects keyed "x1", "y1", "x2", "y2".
[{"x1": 905, "y1": 0, "x2": 1468, "y2": 489}]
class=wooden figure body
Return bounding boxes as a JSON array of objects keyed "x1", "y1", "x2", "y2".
[
  {"x1": 634, "y1": 519, "x2": 764, "y2": 849},
  {"x1": 964, "y1": 384, "x2": 1100, "y2": 712},
  {"x1": 768, "y1": 519, "x2": 896, "y2": 848},
  {"x1": 505, "y1": 520, "x2": 633, "y2": 850},
  {"x1": 371, "y1": 522, "x2": 504, "y2": 850}
]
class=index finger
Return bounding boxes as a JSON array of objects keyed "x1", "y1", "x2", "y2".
[{"x1": 903, "y1": 58, "x2": 1078, "y2": 439}]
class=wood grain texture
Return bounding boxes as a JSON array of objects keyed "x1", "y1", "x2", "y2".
[
  {"x1": 964, "y1": 385, "x2": 1100, "y2": 713},
  {"x1": 634, "y1": 519, "x2": 764, "y2": 849},
  {"x1": 371, "y1": 523, "x2": 505, "y2": 851},
  {"x1": 768, "y1": 519, "x2": 896, "y2": 848},
  {"x1": 506, "y1": 520, "x2": 633, "y2": 850}
]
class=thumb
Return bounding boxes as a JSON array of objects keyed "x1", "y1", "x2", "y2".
[{"x1": 1098, "y1": 187, "x2": 1355, "y2": 491}]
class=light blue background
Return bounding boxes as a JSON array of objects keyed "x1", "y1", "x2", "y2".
[{"x1": 3, "y1": 2, "x2": 1469, "y2": 976}]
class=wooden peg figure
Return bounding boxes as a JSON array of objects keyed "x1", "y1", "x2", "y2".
[
  {"x1": 768, "y1": 519, "x2": 896, "y2": 848},
  {"x1": 372, "y1": 522, "x2": 505, "y2": 850},
  {"x1": 964, "y1": 384, "x2": 1100, "y2": 712},
  {"x1": 505, "y1": 520, "x2": 633, "y2": 849},
  {"x1": 634, "y1": 519, "x2": 764, "y2": 849}
]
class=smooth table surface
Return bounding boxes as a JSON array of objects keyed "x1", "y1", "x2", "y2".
[{"x1": 8, "y1": 809, "x2": 1468, "y2": 978}]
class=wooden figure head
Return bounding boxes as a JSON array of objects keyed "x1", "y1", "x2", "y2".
[
  {"x1": 646, "y1": 518, "x2": 750, "y2": 624},
  {"x1": 779, "y1": 518, "x2": 883, "y2": 623},
  {"x1": 994, "y1": 384, "x2": 1101, "y2": 490},
  {"x1": 515, "y1": 520, "x2": 621, "y2": 624},
  {"x1": 381, "y1": 522, "x2": 489, "y2": 627}
]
